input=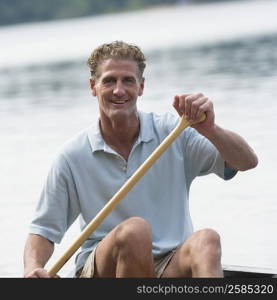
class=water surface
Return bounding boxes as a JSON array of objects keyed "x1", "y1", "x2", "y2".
[{"x1": 0, "y1": 0, "x2": 277, "y2": 277}]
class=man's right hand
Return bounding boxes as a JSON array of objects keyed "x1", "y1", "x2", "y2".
[
  {"x1": 24, "y1": 267, "x2": 60, "y2": 278},
  {"x1": 23, "y1": 234, "x2": 57, "y2": 278},
  {"x1": 24, "y1": 267, "x2": 52, "y2": 278}
]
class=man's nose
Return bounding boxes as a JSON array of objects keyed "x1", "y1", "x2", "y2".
[{"x1": 113, "y1": 81, "x2": 126, "y2": 97}]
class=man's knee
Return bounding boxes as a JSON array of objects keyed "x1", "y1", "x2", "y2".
[
  {"x1": 198, "y1": 228, "x2": 221, "y2": 246},
  {"x1": 176, "y1": 229, "x2": 223, "y2": 277},
  {"x1": 191, "y1": 229, "x2": 222, "y2": 261},
  {"x1": 114, "y1": 217, "x2": 152, "y2": 251}
]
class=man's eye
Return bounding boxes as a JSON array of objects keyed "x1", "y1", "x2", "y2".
[
  {"x1": 124, "y1": 78, "x2": 135, "y2": 83},
  {"x1": 103, "y1": 78, "x2": 115, "y2": 84}
]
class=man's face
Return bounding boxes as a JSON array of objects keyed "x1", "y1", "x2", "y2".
[{"x1": 90, "y1": 58, "x2": 144, "y2": 122}]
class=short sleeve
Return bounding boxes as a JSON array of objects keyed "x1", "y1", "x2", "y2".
[
  {"x1": 29, "y1": 153, "x2": 80, "y2": 243},
  {"x1": 183, "y1": 128, "x2": 237, "y2": 184}
]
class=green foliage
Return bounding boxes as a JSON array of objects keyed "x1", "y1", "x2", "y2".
[
  {"x1": 0, "y1": 0, "x2": 181, "y2": 26},
  {"x1": 0, "y1": 0, "x2": 229, "y2": 26}
]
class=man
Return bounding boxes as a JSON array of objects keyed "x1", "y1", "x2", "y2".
[{"x1": 23, "y1": 41, "x2": 258, "y2": 278}]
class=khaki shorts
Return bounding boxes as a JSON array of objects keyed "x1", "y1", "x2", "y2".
[{"x1": 78, "y1": 247, "x2": 176, "y2": 278}]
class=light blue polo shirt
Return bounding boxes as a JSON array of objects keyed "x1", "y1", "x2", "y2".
[{"x1": 29, "y1": 111, "x2": 236, "y2": 273}]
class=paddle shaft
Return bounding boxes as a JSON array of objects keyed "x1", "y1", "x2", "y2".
[{"x1": 47, "y1": 114, "x2": 205, "y2": 277}]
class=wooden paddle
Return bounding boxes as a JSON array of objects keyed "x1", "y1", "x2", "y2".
[{"x1": 47, "y1": 113, "x2": 206, "y2": 277}]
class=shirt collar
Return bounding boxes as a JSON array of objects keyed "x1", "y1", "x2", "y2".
[{"x1": 88, "y1": 111, "x2": 154, "y2": 153}]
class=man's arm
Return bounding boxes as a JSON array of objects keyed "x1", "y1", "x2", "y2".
[
  {"x1": 198, "y1": 124, "x2": 258, "y2": 171},
  {"x1": 23, "y1": 234, "x2": 55, "y2": 278},
  {"x1": 173, "y1": 93, "x2": 258, "y2": 171}
]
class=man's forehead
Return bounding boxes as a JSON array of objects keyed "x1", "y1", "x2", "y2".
[{"x1": 98, "y1": 58, "x2": 139, "y2": 75}]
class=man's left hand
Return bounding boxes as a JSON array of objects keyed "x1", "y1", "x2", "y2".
[{"x1": 173, "y1": 93, "x2": 215, "y2": 133}]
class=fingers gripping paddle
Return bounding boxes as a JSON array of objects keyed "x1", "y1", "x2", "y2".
[{"x1": 47, "y1": 113, "x2": 206, "y2": 277}]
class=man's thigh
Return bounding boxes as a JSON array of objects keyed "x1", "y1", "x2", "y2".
[
  {"x1": 78, "y1": 228, "x2": 118, "y2": 278},
  {"x1": 161, "y1": 230, "x2": 204, "y2": 277},
  {"x1": 89, "y1": 217, "x2": 154, "y2": 277},
  {"x1": 161, "y1": 229, "x2": 222, "y2": 278},
  {"x1": 93, "y1": 225, "x2": 121, "y2": 277},
  {"x1": 161, "y1": 241, "x2": 192, "y2": 278}
]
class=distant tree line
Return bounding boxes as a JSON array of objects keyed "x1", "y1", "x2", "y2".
[{"x1": 0, "y1": 0, "x2": 236, "y2": 26}]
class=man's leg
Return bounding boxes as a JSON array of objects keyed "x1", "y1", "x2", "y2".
[
  {"x1": 93, "y1": 217, "x2": 155, "y2": 277},
  {"x1": 162, "y1": 229, "x2": 223, "y2": 278}
]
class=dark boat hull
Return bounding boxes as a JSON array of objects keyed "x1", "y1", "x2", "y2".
[{"x1": 223, "y1": 264, "x2": 277, "y2": 278}]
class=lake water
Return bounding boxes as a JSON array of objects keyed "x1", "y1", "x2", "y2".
[{"x1": 1, "y1": 0, "x2": 277, "y2": 277}]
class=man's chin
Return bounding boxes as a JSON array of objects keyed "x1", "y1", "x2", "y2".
[{"x1": 109, "y1": 108, "x2": 137, "y2": 120}]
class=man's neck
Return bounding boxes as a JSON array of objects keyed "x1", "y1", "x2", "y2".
[{"x1": 99, "y1": 113, "x2": 140, "y2": 160}]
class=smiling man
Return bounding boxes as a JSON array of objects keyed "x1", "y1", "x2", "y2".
[
  {"x1": 89, "y1": 56, "x2": 144, "y2": 160},
  {"x1": 23, "y1": 41, "x2": 258, "y2": 278}
]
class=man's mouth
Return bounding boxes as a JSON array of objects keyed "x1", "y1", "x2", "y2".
[{"x1": 111, "y1": 100, "x2": 128, "y2": 105}]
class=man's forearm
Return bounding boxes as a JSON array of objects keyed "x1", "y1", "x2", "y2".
[
  {"x1": 200, "y1": 124, "x2": 258, "y2": 171},
  {"x1": 23, "y1": 234, "x2": 54, "y2": 276}
]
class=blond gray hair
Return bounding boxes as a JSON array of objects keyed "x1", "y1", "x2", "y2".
[{"x1": 87, "y1": 41, "x2": 146, "y2": 79}]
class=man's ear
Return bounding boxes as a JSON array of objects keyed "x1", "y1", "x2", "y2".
[
  {"x1": 90, "y1": 78, "x2": 97, "y2": 96},
  {"x1": 138, "y1": 77, "x2": 145, "y2": 96}
]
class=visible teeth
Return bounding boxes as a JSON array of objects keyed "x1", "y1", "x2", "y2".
[{"x1": 112, "y1": 101, "x2": 126, "y2": 104}]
